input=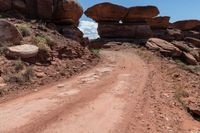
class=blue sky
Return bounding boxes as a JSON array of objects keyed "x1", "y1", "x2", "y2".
[{"x1": 79, "y1": 0, "x2": 200, "y2": 22}]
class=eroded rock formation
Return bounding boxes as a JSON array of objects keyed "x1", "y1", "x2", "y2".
[
  {"x1": 0, "y1": 0, "x2": 84, "y2": 44},
  {"x1": 85, "y1": 3, "x2": 158, "y2": 39}
]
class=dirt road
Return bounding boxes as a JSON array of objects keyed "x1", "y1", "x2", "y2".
[{"x1": 0, "y1": 50, "x2": 199, "y2": 133}]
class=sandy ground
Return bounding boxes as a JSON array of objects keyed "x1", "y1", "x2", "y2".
[{"x1": 0, "y1": 49, "x2": 199, "y2": 133}]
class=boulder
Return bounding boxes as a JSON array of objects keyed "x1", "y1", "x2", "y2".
[
  {"x1": 6, "y1": 44, "x2": 39, "y2": 58},
  {"x1": 25, "y1": 0, "x2": 38, "y2": 18},
  {"x1": 146, "y1": 38, "x2": 182, "y2": 56},
  {"x1": 98, "y1": 23, "x2": 152, "y2": 39},
  {"x1": 54, "y1": 0, "x2": 83, "y2": 24},
  {"x1": 85, "y1": 2, "x2": 128, "y2": 22},
  {"x1": 184, "y1": 37, "x2": 200, "y2": 48},
  {"x1": 190, "y1": 50, "x2": 200, "y2": 62},
  {"x1": 147, "y1": 16, "x2": 170, "y2": 29},
  {"x1": 171, "y1": 41, "x2": 192, "y2": 52},
  {"x1": 183, "y1": 52, "x2": 198, "y2": 65},
  {"x1": 124, "y1": 6, "x2": 159, "y2": 22},
  {"x1": 0, "y1": 20, "x2": 22, "y2": 45},
  {"x1": 57, "y1": 25, "x2": 83, "y2": 42},
  {"x1": 13, "y1": 0, "x2": 27, "y2": 13},
  {"x1": 0, "y1": 0, "x2": 11, "y2": 11},
  {"x1": 173, "y1": 20, "x2": 200, "y2": 31},
  {"x1": 37, "y1": 0, "x2": 54, "y2": 19}
]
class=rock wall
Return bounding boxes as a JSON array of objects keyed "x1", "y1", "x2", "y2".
[{"x1": 0, "y1": 0, "x2": 85, "y2": 44}]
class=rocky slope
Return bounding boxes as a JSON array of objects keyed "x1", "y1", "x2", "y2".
[{"x1": 0, "y1": 1, "x2": 98, "y2": 97}]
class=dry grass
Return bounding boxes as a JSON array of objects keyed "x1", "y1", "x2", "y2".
[{"x1": 16, "y1": 24, "x2": 31, "y2": 37}]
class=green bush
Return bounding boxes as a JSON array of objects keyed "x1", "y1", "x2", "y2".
[
  {"x1": 16, "y1": 24, "x2": 31, "y2": 37},
  {"x1": 90, "y1": 48, "x2": 100, "y2": 57}
]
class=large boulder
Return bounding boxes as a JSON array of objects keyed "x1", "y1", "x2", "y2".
[
  {"x1": 85, "y1": 2, "x2": 128, "y2": 22},
  {"x1": 6, "y1": 44, "x2": 39, "y2": 58},
  {"x1": 54, "y1": 0, "x2": 83, "y2": 24},
  {"x1": 146, "y1": 38, "x2": 182, "y2": 56},
  {"x1": 98, "y1": 23, "x2": 152, "y2": 39},
  {"x1": 25, "y1": 0, "x2": 38, "y2": 18},
  {"x1": 0, "y1": 0, "x2": 11, "y2": 11},
  {"x1": 57, "y1": 25, "x2": 83, "y2": 42},
  {"x1": 124, "y1": 6, "x2": 159, "y2": 22},
  {"x1": 173, "y1": 20, "x2": 200, "y2": 31},
  {"x1": 0, "y1": 20, "x2": 22, "y2": 45},
  {"x1": 37, "y1": 0, "x2": 54, "y2": 19},
  {"x1": 183, "y1": 52, "x2": 198, "y2": 65},
  {"x1": 13, "y1": 0, "x2": 27, "y2": 14},
  {"x1": 147, "y1": 16, "x2": 170, "y2": 29}
]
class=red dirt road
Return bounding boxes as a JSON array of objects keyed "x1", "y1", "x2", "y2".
[{"x1": 0, "y1": 50, "x2": 199, "y2": 133}]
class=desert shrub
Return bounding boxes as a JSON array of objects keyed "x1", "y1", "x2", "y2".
[
  {"x1": 33, "y1": 34, "x2": 53, "y2": 63},
  {"x1": 22, "y1": 67, "x2": 34, "y2": 82},
  {"x1": 174, "y1": 87, "x2": 189, "y2": 109},
  {"x1": 0, "y1": 42, "x2": 12, "y2": 55},
  {"x1": 90, "y1": 48, "x2": 100, "y2": 57},
  {"x1": 4, "y1": 66, "x2": 34, "y2": 84},
  {"x1": 14, "y1": 60, "x2": 24, "y2": 72},
  {"x1": 33, "y1": 33, "x2": 47, "y2": 44},
  {"x1": 16, "y1": 24, "x2": 31, "y2": 37}
]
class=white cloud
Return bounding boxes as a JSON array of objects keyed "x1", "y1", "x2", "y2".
[{"x1": 79, "y1": 20, "x2": 99, "y2": 39}]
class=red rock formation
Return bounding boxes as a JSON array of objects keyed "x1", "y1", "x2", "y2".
[
  {"x1": 123, "y1": 6, "x2": 160, "y2": 22},
  {"x1": 98, "y1": 23, "x2": 152, "y2": 39},
  {"x1": 173, "y1": 20, "x2": 200, "y2": 31},
  {"x1": 85, "y1": 2, "x2": 127, "y2": 22}
]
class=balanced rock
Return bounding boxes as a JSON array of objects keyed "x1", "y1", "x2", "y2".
[
  {"x1": 124, "y1": 6, "x2": 159, "y2": 22},
  {"x1": 146, "y1": 38, "x2": 181, "y2": 56},
  {"x1": 0, "y1": 20, "x2": 22, "y2": 45},
  {"x1": 98, "y1": 23, "x2": 152, "y2": 39},
  {"x1": 147, "y1": 16, "x2": 170, "y2": 29},
  {"x1": 85, "y1": 2, "x2": 127, "y2": 22},
  {"x1": 6, "y1": 44, "x2": 39, "y2": 58},
  {"x1": 54, "y1": 0, "x2": 83, "y2": 24},
  {"x1": 0, "y1": 0, "x2": 11, "y2": 11},
  {"x1": 173, "y1": 20, "x2": 200, "y2": 31}
]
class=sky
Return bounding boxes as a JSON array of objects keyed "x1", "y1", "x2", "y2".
[{"x1": 78, "y1": 0, "x2": 200, "y2": 39}]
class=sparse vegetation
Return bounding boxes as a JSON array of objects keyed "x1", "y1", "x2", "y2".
[
  {"x1": 33, "y1": 33, "x2": 51, "y2": 53},
  {"x1": 32, "y1": 33, "x2": 53, "y2": 62},
  {"x1": 0, "y1": 42, "x2": 12, "y2": 55},
  {"x1": 16, "y1": 24, "x2": 31, "y2": 37},
  {"x1": 14, "y1": 60, "x2": 24, "y2": 72},
  {"x1": 174, "y1": 87, "x2": 189, "y2": 109},
  {"x1": 175, "y1": 59, "x2": 200, "y2": 74},
  {"x1": 90, "y1": 48, "x2": 100, "y2": 57},
  {"x1": 4, "y1": 66, "x2": 34, "y2": 84}
]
